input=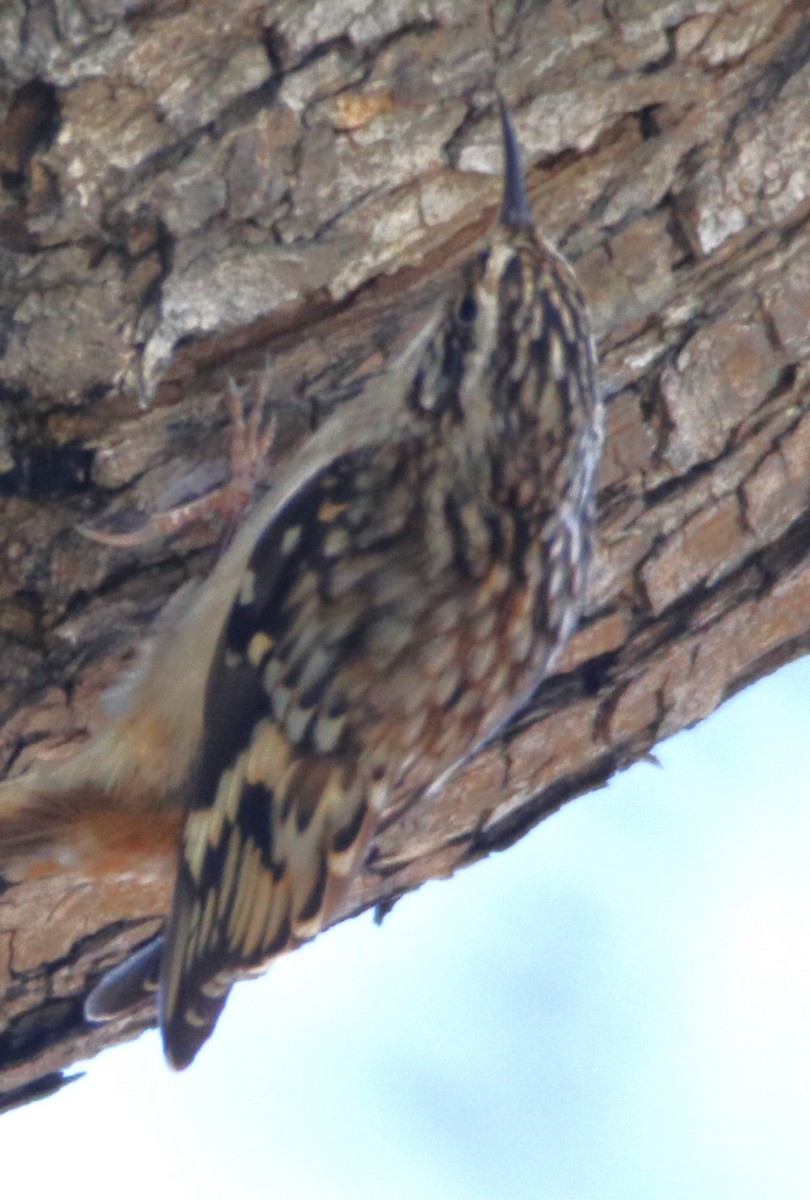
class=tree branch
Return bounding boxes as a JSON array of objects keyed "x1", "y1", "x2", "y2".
[{"x1": 1, "y1": 0, "x2": 808, "y2": 1106}]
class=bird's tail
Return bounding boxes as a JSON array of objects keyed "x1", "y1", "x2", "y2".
[
  {"x1": 0, "y1": 728, "x2": 182, "y2": 880},
  {"x1": 0, "y1": 769, "x2": 94, "y2": 873},
  {"x1": 84, "y1": 936, "x2": 165, "y2": 1021}
]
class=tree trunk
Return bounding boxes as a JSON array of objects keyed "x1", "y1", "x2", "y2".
[{"x1": 0, "y1": 0, "x2": 808, "y2": 1108}]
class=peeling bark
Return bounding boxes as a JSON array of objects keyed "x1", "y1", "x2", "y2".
[{"x1": 0, "y1": 0, "x2": 808, "y2": 1108}]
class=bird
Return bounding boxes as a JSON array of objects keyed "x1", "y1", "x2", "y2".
[{"x1": 0, "y1": 98, "x2": 603, "y2": 1069}]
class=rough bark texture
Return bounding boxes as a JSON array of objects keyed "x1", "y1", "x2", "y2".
[{"x1": 0, "y1": 0, "x2": 808, "y2": 1108}]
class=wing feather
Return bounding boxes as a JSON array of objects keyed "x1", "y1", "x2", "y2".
[
  {"x1": 158, "y1": 448, "x2": 412, "y2": 1068},
  {"x1": 156, "y1": 426, "x2": 553, "y2": 1067}
]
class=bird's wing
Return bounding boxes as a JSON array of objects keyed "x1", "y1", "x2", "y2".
[{"x1": 158, "y1": 443, "x2": 419, "y2": 1068}]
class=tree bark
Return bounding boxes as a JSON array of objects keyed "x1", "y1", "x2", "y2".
[{"x1": 0, "y1": 0, "x2": 808, "y2": 1108}]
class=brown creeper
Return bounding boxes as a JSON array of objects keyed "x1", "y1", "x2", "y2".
[{"x1": 0, "y1": 99, "x2": 602, "y2": 1069}]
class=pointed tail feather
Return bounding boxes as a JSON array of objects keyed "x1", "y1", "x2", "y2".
[
  {"x1": 0, "y1": 764, "x2": 182, "y2": 880},
  {"x1": 0, "y1": 774, "x2": 96, "y2": 869},
  {"x1": 84, "y1": 936, "x2": 165, "y2": 1021}
]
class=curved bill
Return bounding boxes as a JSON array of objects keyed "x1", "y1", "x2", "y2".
[{"x1": 498, "y1": 96, "x2": 532, "y2": 229}]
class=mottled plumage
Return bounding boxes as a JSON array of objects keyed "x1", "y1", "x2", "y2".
[{"x1": 2, "y1": 100, "x2": 602, "y2": 1069}]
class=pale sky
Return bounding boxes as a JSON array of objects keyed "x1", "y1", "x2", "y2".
[{"x1": 3, "y1": 655, "x2": 810, "y2": 1199}]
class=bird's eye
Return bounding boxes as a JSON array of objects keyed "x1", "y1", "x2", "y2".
[{"x1": 458, "y1": 294, "x2": 478, "y2": 323}]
